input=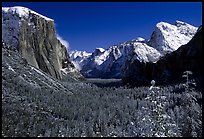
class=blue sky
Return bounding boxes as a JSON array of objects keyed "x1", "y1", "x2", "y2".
[{"x1": 2, "y1": 2, "x2": 202, "y2": 52}]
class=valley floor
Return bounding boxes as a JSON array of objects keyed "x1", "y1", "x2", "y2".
[
  {"x1": 84, "y1": 78, "x2": 123, "y2": 88},
  {"x1": 2, "y1": 77, "x2": 202, "y2": 137}
]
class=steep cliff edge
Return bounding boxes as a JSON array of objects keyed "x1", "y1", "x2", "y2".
[{"x1": 2, "y1": 6, "x2": 82, "y2": 80}]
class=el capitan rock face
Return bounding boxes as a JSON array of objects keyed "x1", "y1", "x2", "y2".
[
  {"x1": 122, "y1": 26, "x2": 202, "y2": 86},
  {"x1": 2, "y1": 6, "x2": 81, "y2": 80}
]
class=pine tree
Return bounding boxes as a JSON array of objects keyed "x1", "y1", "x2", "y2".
[{"x1": 147, "y1": 81, "x2": 181, "y2": 137}]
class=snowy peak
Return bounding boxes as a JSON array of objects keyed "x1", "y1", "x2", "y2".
[
  {"x1": 69, "y1": 50, "x2": 92, "y2": 71},
  {"x1": 175, "y1": 20, "x2": 187, "y2": 26},
  {"x1": 70, "y1": 37, "x2": 161, "y2": 78},
  {"x1": 136, "y1": 37, "x2": 145, "y2": 42},
  {"x1": 70, "y1": 50, "x2": 91, "y2": 60},
  {"x1": 149, "y1": 20, "x2": 198, "y2": 54},
  {"x1": 96, "y1": 47, "x2": 105, "y2": 53},
  {"x1": 2, "y1": 6, "x2": 53, "y2": 21},
  {"x1": 175, "y1": 20, "x2": 198, "y2": 37},
  {"x1": 93, "y1": 47, "x2": 105, "y2": 56},
  {"x1": 69, "y1": 20, "x2": 198, "y2": 79}
]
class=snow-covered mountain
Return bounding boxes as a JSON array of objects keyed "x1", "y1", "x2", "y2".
[
  {"x1": 122, "y1": 26, "x2": 202, "y2": 86},
  {"x1": 148, "y1": 20, "x2": 198, "y2": 54},
  {"x1": 69, "y1": 50, "x2": 92, "y2": 70},
  {"x1": 70, "y1": 38, "x2": 161, "y2": 78},
  {"x1": 2, "y1": 6, "x2": 83, "y2": 80},
  {"x1": 70, "y1": 21, "x2": 197, "y2": 79}
]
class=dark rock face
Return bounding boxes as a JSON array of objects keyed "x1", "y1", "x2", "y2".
[
  {"x1": 18, "y1": 14, "x2": 70, "y2": 80},
  {"x1": 2, "y1": 42, "x2": 73, "y2": 94},
  {"x1": 122, "y1": 60, "x2": 155, "y2": 86},
  {"x1": 2, "y1": 7, "x2": 81, "y2": 80},
  {"x1": 122, "y1": 26, "x2": 202, "y2": 87}
]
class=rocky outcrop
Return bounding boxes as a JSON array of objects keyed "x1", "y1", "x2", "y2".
[
  {"x1": 122, "y1": 26, "x2": 202, "y2": 87},
  {"x1": 19, "y1": 16, "x2": 66, "y2": 79},
  {"x1": 2, "y1": 6, "x2": 82, "y2": 80}
]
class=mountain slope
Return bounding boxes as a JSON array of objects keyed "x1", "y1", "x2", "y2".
[
  {"x1": 74, "y1": 39, "x2": 161, "y2": 78},
  {"x1": 2, "y1": 6, "x2": 82, "y2": 80},
  {"x1": 69, "y1": 50, "x2": 92, "y2": 70},
  {"x1": 70, "y1": 21, "x2": 197, "y2": 79},
  {"x1": 148, "y1": 20, "x2": 198, "y2": 54},
  {"x1": 152, "y1": 25, "x2": 202, "y2": 85},
  {"x1": 122, "y1": 26, "x2": 202, "y2": 87}
]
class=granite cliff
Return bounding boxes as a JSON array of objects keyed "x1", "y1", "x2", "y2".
[{"x1": 2, "y1": 6, "x2": 83, "y2": 80}]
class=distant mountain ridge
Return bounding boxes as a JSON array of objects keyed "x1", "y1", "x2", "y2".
[{"x1": 70, "y1": 21, "x2": 198, "y2": 79}]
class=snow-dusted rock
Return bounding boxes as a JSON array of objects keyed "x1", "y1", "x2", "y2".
[
  {"x1": 122, "y1": 26, "x2": 202, "y2": 86},
  {"x1": 136, "y1": 37, "x2": 145, "y2": 42},
  {"x1": 71, "y1": 37, "x2": 160, "y2": 78},
  {"x1": 2, "y1": 6, "x2": 53, "y2": 21},
  {"x1": 148, "y1": 20, "x2": 198, "y2": 54},
  {"x1": 69, "y1": 50, "x2": 91, "y2": 70},
  {"x1": 132, "y1": 42, "x2": 161, "y2": 63},
  {"x1": 2, "y1": 6, "x2": 82, "y2": 80}
]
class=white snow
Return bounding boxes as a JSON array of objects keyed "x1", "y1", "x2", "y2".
[
  {"x1": 96, "y1": 47, "x2": 105, "y2": 53},
  {"x1": 32, "y1": 66, "x2": 46, "y2": 76},
  {"x1": 69, "y1": 50, "x2": 92, "y2": 70},
  {"x1": 149, "y1": 20, "x2": 198, "y2": 54},
  {"x1": 60, "y1": 67, "x2": 78, "y2": 74},
  {"x1": 70, "y1": 50, "x2": 91, "y2": 60},
  {"x1": 71, "y1": 37, "x2": 161, "y2": 76},
  {"x1": 2, "y1": 6, "x2": 53, "y2": 21},
  {"x1": 133, "y1": 42, "x2": 161, "y2": 63},
  {"x1": 8, "y1": 65, "x2": 15, "y2": 72},
  {"x1": 68, "y1": 20, "x2": 197, "y2": 78},
  {"x1": 71, "y1": 61, "x2": 82, "y2": 70},
  {"x1": 2, "y1": 6, "x2": 54, "y2": 48},
  {"x1": 136, "y1": 37, "x2": 145, "y2": 42}
]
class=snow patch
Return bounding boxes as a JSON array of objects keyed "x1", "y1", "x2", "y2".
[
  {"x1": 60, "y1": 67, "x2": 78, "y2": 74},
  {"x1": 96, "y1": 47, "x2": 105, "y2": 53},
  {"x1": 8, "y1": 66, "x2": 15, "y2": 72},
  {"x1": 2, "y1": 6, "x2": 53, "y2": 21},
  {"x1": 136, "y1": 37, "x2": 145, "y2": 42}
]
